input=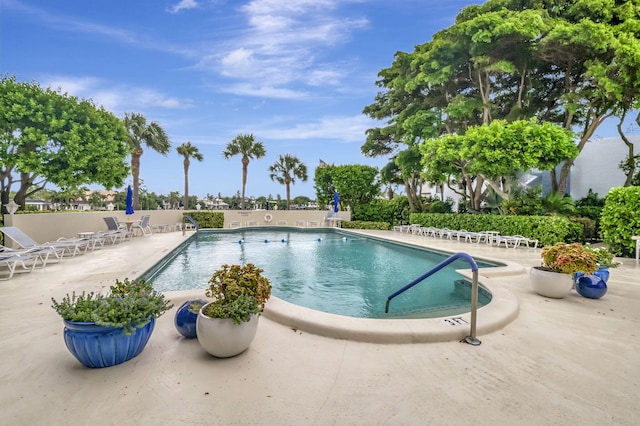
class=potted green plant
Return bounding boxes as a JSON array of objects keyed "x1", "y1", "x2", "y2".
[
  {"x1": 194, "y1": 263, "x2": 272, "y2": 358},
  {"x1": 51, "y1": 278, "x2": 172, "y2": 368},
  {"x1": 530, "y1": 242, "x2": 598, "y2": 298}
]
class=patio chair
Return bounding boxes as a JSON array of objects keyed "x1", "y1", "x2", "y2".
[
  {"x1": 132, "y1": 215, "x2": 153, "y2": 236},
  {"x1": 0, "y1": 226, "x2": 91, "y2": 257},
  {"x1": 0, "y1": 252, "x2": 40, "y2": 280},
  {"x1": 102, "y1": 217, "x2": 132, "y2": 243}
]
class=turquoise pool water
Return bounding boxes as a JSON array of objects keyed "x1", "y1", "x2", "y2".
[{"x1": 145, "y1": 229, "x2": 496, "y2": 319}]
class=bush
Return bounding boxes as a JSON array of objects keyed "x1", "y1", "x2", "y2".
[
  {"x1": 601, "y1": 186, "x2": 640, "y2": 256},
  {"x1": 341, "y1": 220, "x2": 391, "y2": 230},
  {"x1": 353, "y1": 197, "x2": 410, "y2": 225},
  {"x1": 409, "y1": 212, "x2": 583, "y2": 247},
  {"x1": 182, "y1": 211, "x2": 224, "y2": 228}
]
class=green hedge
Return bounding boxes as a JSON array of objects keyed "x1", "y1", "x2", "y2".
[
  {"x1": 601, "y1": 186, "x2": 640, "y2": 256},
  {"x1": 341, "y1": 220, "x2": 391, "y2": 230},
  {"x1": 182, "y1": 211, "x2": 224, "y2": 228},
  {"x1": 408, "y1": 213, "x2": 583, "y2": 247}
]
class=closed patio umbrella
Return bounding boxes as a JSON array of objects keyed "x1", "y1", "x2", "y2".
[
  {"x1": 125, "y1": 185, "x2": 134, "y2": 215},
  {"x1": 333, "y1": 191, "x2": 339, "y2": 213}
]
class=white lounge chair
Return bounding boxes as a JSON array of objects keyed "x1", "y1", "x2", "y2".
[
  {"x1": 0, "y1": 252, "x2": 40, "y2": 280},
  {"x1": 0, "y1": 226, "x2": 91, "y2": 257},
  {"x1": 0, "y1": 244, "x2": 64, "y2": 268}
]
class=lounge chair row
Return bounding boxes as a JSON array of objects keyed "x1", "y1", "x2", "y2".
[
  {"x1": 0, "y1": 226, "x2": 104, "y2": 280},
  {"x1": 0, "y1": 218, "x2": 137, "y2": 280},
  {"x1": 393, "y1": 224, "x2": 539, "y2": 249}
]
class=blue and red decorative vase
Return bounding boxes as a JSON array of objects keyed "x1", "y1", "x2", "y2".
[
  {"x1": 174, "y1": 299, "x2": 208, "y2": 338},
  {"x1": 575, "y1": 275, "x2": 608, "y2": 299}
]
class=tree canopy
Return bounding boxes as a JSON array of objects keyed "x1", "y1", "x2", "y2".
[
  {"x1": 363, "y1": 0, "x2": 640, "y2": 209},
  {"x1": 269, "y1": 154, "x2": 308, "y2": 209},
  {"x1": 314, "y1": 164, "x2": 380, "y2": 213},
  {"x1": 123, "y1": 112, "x2": 171, "y2": 210},
  {"x1": 0, "y1": 75, "x2": 129, "y2": 210},
  {"x1": 222, "y1": 133, "x2": 266, "y2": 209},
  {"x1": 420, "y1": 119, "x2": 578, "y2": 210}
]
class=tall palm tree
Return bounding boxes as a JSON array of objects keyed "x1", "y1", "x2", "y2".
[
  {"x1": 123, "y1": 112, "x2": 171, "y2": 209},
  {"x1": 222, "y1": 133, "x2": 266, "y2": 209},
  {"x1": 269, "y1": 154, "x2": 308, "y2": 209},
  {"x1": 176, "y1": 141, "x2": 203, "y2": 209}
]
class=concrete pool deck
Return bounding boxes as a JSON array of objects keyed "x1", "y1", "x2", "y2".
[{"x1": 1, "y1": 229, "x2": 639, "y2": 425}]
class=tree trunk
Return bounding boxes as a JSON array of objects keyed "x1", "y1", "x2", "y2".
[
  {"x1": 131, "y1": 149, "x2": 143, "y2": 210},
  {"x1": 183, "y1": 158, "x2": 190, "y2": 209},
  {"x1": 241, "y1": 157, "x2": 249, "y2": 209},
  {"x1": 617, "y1": 116, "x2": 636, "y2": 187},
  {"x1": 285, "y1": 179, "x2": 291, "y2": 210}
]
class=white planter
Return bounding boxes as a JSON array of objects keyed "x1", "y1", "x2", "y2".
[
  {"x1": 529, "y1": 267, "x2": 574, "y2": 299},
  {"x1": 196, "y1": 304, "x2": 260, "y2": 358}
]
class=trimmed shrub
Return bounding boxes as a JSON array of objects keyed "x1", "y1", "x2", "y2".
[
  {"x1": 353, "y1": 197, "x2": 410, "y2": 225},
  {"x1": 408, "y1": 212, "x2": 582, "y2": 247},
  {"x1": 601, "y1": 186, "x2": 640, "y2": 256},
  {"x1": 341, "y1": 220, "x2": 391, "y2": 230},
  {"x1": 182, "y1": 211, "x2": 224, "y2": 228}
]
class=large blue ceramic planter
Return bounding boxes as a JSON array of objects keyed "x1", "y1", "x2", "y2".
[
  {"x1": 174, "y1": 299, "x2": 208, "y2": 338},
  {"x1": 63, "y1": 318, "x2": 155, "y2": 368},
  {"x1": 575, "y1": 275, "x2": 608, "y2": 299}
]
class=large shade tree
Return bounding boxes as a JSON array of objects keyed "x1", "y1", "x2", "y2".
[
  {"x1": 0, "y1": 76, "x2": 129, "y2": 211},
  {"x1": 123, "y1": 112, "x2": 171, "y2": 210},
  {"x1": 364, "y1": 0, "x2": 640, "y2": 204},
  {"x1": 268, "y1": 154, "x2": 308, "y2": 209},
  {"x1": 222, "y1": 133, "x2": 266, "y2": 209},
  {"x1": 176, "y1": 141, "x2": 203, "y2": 209}
]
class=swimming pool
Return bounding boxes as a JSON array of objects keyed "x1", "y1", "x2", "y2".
[{"x1": 145, "y1": 228, "x2": 497, "y2": 319}]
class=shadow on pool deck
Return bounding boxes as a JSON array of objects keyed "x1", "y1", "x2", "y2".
[{"x1": 1, "y1": 229, "x2": 639, "y2": 425}]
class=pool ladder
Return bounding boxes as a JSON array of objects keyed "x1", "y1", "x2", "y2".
[
  {"x1": 182, "y1": 215, "x2": 199, "y2": 236},
  {"x1": 385, "y1": 252, "x2": 481, "y2": 346}
]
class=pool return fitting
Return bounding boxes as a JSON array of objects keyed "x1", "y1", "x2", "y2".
[{"x1": 385, "y1": 252, "x2": 481, "y2": 346}]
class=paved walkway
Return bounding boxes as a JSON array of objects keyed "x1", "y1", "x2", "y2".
[{"x1": 1, "y1": 230, "x2": 639, "y2": 425}]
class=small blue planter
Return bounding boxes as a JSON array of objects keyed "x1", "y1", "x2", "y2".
[
  {"x1": 593, "y1": 266, "x2": 610, "y2": 284},
  {"x1": 174, "y1": 299, "x2": 208, "y2": 338},
  {"x1": 63, "y1": 319, "x2": 155, "y2": 368},
  {"x1": 575, "y1": 275, "x2": 608, "y2": 299}
]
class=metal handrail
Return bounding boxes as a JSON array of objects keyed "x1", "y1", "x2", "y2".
[
  {"x1": 182, "y1": 215, "x2": 199, "y2": 236},
  {"x1": 385, "y1": 252, "x2": 481, "y2": 346}
]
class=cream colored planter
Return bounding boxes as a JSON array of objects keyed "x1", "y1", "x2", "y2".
[
  {"x1": 529, "y1": 267, "x2": 574, "y2": 299},
  {"x1": 196, "y1": 305, "x2": 259, "y2": 358}
]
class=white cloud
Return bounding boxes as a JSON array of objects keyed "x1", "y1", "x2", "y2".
[
  {"x1": 203, "y1": 0, "x2": 369, "y2": 98},
  {"x1": 255, "y1": 114, "x2": 375, "y2": 142},
  {"x1": 39, "y1": 75, "x2": 193, "y2": 114},
  {"x1": 168, "y1": 0, "x2": 200, "y2": 14}
]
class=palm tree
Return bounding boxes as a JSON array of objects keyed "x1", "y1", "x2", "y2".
[
  {"x1": 222, "y1": 134, "x2": 266, "y2": 209},
  {"x1": 176, "y1": 142, "x2": 203, "y2": 209},
  {"x1": 123, "y1": 113, "x2": 171, "y2": 209},
  {"x1": 269, "y1": 154, "x2": 308, "y2": 209}
]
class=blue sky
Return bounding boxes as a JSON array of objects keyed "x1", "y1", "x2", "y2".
[
  {"x1": 1, "y1": 0, "x2": 488, "y2": 199},
  {"x1": 1, "y1": 0, "x2": 630, "y2": 201}
]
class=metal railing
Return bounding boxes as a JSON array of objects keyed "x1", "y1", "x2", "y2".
[
  {"x1": 182, "y1": 215, "x2": 199, "y2": 236},
  {"x1": 385, "y1": 252, "x2": 481, "y2": 346}
]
